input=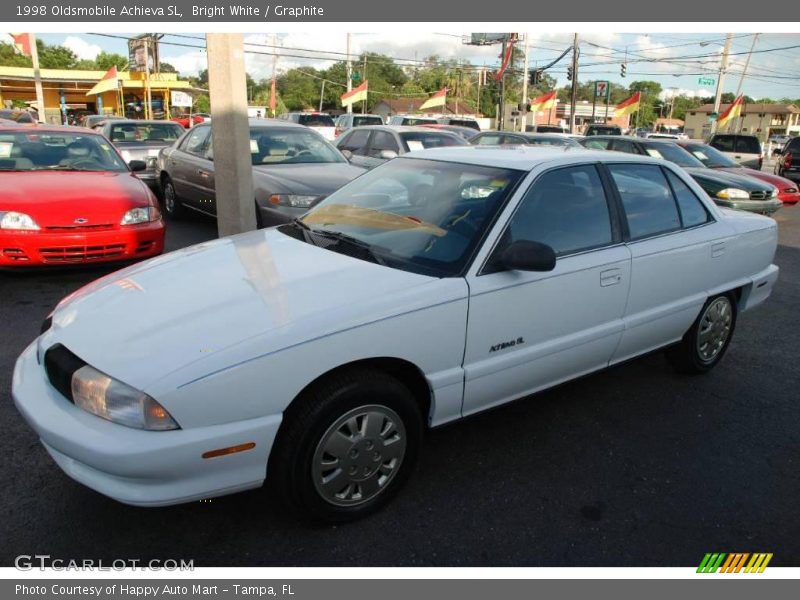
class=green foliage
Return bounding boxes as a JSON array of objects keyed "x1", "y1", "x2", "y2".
[
  {"x1": 0, "y1": 42, "x2": 33, "y2": 67},
  {"x1": 194, "y1": 94, "x2": 210, "y2": 113},
  {"x1": 95, "y1": 51, "x2": 128, "y2": 71},
  {"x1": 36, "y1": 39, "x2": 78, "y2": 69}
]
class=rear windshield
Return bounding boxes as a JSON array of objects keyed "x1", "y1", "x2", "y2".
[
  {"x1": 109, "y1": 122, "x2": 184, "y2": 143},
  {"x1": 400, "y1": 132, "x2": 466, "y2": 151},
  {"x1": 712, "y1": 135, "x2": 761, "y2": 154},
  {"x1": 641, "y1": 143, "x2": 704, "y2": 168},
  {"x1": 401, "y1": 117, "x2": 438, "y2": 126},
  {"x1": 735, "y1": 137, "x2": 762, "y2": 154},
  {"x1": 297, "y1": 114, "x2": 335, "y2": 127},
  {"x1": 586, "y1": 126, "x2": 621, "y2": 135},
  {"x1": 683, "y1": 143, "x2": 740, "y2": 168},
  {"x1": 352, "y1": 116, "x2": 383, "y2": 127},
  {"x1": 446, "y1": 119, "x2": 480, "y2": 130}
]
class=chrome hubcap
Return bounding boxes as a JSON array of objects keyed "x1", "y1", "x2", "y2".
[
  {"x1": 164, "y1": 184, "x2": 175, "y2": 212},
  {"x1": 697, "y1": 297, "x2": 733, "y2": 362},
  {"x1": 312, "y1": 405, "x2": 406, "y2": 507}
]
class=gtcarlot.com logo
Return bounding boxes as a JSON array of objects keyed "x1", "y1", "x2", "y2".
[
  {"x1": 697, "y1": 553, "x2": 773, "y2": 573},
  {"x1": 14, "y1": 555, "x2": 194, "y2": 571}
]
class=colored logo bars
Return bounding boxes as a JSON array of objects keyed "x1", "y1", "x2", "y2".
[{"x1": 697, "y1": 553, "x2": 773, "y2": 573}]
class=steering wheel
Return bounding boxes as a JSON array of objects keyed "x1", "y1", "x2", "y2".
[
  {"x1": 443, "y1": 211, "x2": 480, "y2": 238},
  {"x1": 69, "y1": 158, "x2": 102, "y2": 169},
  {"x1": 294, "y1": 150, "x2": 313, "y2": 157}
]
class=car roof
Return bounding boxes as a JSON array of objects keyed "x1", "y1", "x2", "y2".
[
  {"x1": 0, "y1": 124, "x2": 99, "y2": 135},
  {"x1": 345, "y1": 125, "x2": 460, "y2": 134},
  {"x1": 105, "y1": 119, "x2": 184, "y2": 126},
  {"x1": 586, "y1": 134, "x2": 678, "y2": 144},
  {"x1": 403, "y1": 145, "x2": 665, "y2": 170},
  {"x1": 192, "y1": 118, "x2": 308, "y2": 129}
]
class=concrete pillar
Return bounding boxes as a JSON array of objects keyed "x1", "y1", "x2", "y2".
[{"x1": 206, "y1": 33, "x2": 257, "y2": 237}]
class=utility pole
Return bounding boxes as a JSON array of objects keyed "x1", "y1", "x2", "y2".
[
  {"x1": 362, "y1": 54, "x2": 367, "y2": 115},
  {"x1": 28, "y1": 34, "x2": 46, "y2": 123},
  {"x1": 142, "y1": 37, "x2": 152, "y2": 120},
  {"x1": 319, "y1": 79, "x2": 326, "y2": 111},
  {"x1": 569, "y1": 33, "x2": 579, "y2": 134},
  {"x1": 346, "y1": 33, "x2": 352, "y2": 114},
  {"x1": 269, "y1": 34, "x2": 278, "y2": 118},
  {"x1": 710, "y1": 33, "x2": 733, "y2": 135},
  {"x1": 206, "y1": 33, "x2": 256, "y2": 236},
  {"x1": 498, "y1": 38, "x2": 508, "y2": 131},
  {"x1": 520, "y1": 33, "x2": 530, "y2": 132},
  {"x1": 735, "y1": 33, "x2": 759, "y2": 134}
]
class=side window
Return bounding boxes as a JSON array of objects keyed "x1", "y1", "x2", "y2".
[
  {"x1": 474, "y1": 133, "x2": 504, "y2": 145},
  {"x1": 180, "y1": 126, "x2": 211, "y2": 156},
  {"x1": 583, "y1": 138, "x2": 610, "y2": 150},
  {"x1": 608, "y1": 164, "x2": 681, "y2": 240},
  {"x1": 503, "y1": 165, "x2": 613, "y2": 256},
  {"x1": 368, "y1": 131, "x2": 400, "y2": 157},
  {"x1": 711, "y1": 136, "x2": 735, "y2": 152},
  {"x1": 610, "y1": 139, "x2": 638, "y2": 154},
  {"x1": 665, "y1": 170, "x2": 710, "y2": 228},
  {"x1": 339, "y1": 129, "x2": 370, "y2": 155},
  {"x1": 735, "y1": 137, "x2": 761, "y2": 154},
  {"x1": 501, "y1": 135, "x2": 525, "y2": 145}
]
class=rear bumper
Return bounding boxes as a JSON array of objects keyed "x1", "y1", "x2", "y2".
[
  {"x1": 741, "y1": 263, "x2": 780, "y2": 312},
  {"x1": 0, "y1": 221, "x2": 165, "y2": 266},
  {"x1": 12, "y1": 342, "x2": 281, "y2": 506},
  {"x1": 714, "y1": 198, "x2": 783, "y2": 215}
]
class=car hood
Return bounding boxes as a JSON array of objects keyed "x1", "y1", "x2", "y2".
[
  {"x1": 45, "y1": 228, "x2": 439, "y2": 391},
  {"x1": 1, "y1": 171, "x2": 153, "y2": 225},
  {"x1": 684, "y1": 167, "x2": 776, "y2": 192},
  {"x1": 715, "y1": 167, "x2": 797, "y2": 190},
  {"x1": 252, "y1": 162, "x2": 365, "y2": 196}
]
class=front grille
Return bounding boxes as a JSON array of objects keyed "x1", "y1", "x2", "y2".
[
  {"x1": 749, "y1": 190, "x2": 774, "y2": 200},
  {"x1": 43, "y1": 344, "x2": 86, "y2": 402},
  {"x1": 39, "y1": 244, "x2": 126, "y2": 263},
  {"x1": 135, "y1": 240, "x2": 155, "y2": 253},
  {"x1": 45, "y1": 224, "x2": 115, "y2": 232}
]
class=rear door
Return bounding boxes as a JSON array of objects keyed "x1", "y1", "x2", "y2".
[
  {"x1": 167, "y1": 125, "x2": 212, "y2": 206},
  {"x1": 462, "y1": 163, "x2": 631, "y2": 416},
  {"x1": 605, "y1": 162, "x2": 728, "y2": 363}
]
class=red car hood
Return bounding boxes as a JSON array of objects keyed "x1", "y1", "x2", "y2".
[
  {"x1": 717, "y1": 167, "x2": 797, "y2": 191},
  {"x1": 1, "y1": 171, "x2": 153, "y2": 226}
]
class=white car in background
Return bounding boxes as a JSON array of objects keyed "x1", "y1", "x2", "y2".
[
  {"x1": 13, "y1": 147, "x2": 779, "y2": 522},
  {"x1": 278, "y1": 112, "x2": 337, "y2": 141}
]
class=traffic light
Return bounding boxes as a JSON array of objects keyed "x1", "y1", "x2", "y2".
[
  {"x1": 620, "y1": 63, "x2": 627, "y2": 78},
  {"x1": 566, "y1": 66, "x2": 573, "y2": 81},
  {"x1": 528, "y1": 69, "x2": 543, "y2": 85}
]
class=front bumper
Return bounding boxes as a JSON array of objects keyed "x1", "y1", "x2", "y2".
[
  {"x1": 777, "y1": 190, "x2": 800, "y2": 204},
  {"x1": 12, "y1": 342, "x2": 282, "y2": 506},
  {"x1": 0, "y1": 221, "x2": 165, "y2": 267},
  {"x1": 714, "y1": 198, "x2": 783, "y2": 215}
]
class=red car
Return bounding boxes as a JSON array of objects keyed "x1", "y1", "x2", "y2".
[
  {"x1": 171, "y1": 114, "x2": 207, "y2": 128},
  {"x1": 0, "y1": 126, "x2": 165, "y2": 267},
  {"x1": 679, "y1": 141, "x2": 800, "y2": 205}
]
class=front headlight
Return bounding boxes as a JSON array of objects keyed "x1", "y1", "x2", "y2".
[
  {"x1": 120, "y1": 206, "x2": 161, "y2": 225},
  {"x1": 716, "y1": 188, "x2": 750, "y2": 200},
  {"x1": 71, "y1": 365, "x2": 179, "y2": 430},
  {"x1": 0, "y1": 211, "x2": 40, "y2": 230},
  {"x1": 268, "y1": 194, "x2": 320, "y2": 208},
  {"x1": 146, "y1": 156, "x2": 158, "y2": 168}
]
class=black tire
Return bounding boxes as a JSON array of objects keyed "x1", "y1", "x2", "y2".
[
  {"x1": 268, "y1": 368, "x2": 423, "y2": 523},
  {"x1": 161, "y1": 175, "x2": 185, "y2": 219},
  {"x1": 667, "y1": 293, "x2": 737, "y2": 374}
]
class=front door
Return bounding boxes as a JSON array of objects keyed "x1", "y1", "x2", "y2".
[{"x1": 462, "y1": 163, "x2": 632, "y2": 416}]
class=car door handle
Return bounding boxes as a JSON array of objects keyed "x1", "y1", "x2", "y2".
[
  {"x1": 198, "y1": 169, "x2": 210, "y2": 178},
  {"x1": 711, "y1": 242, "x2": 726, "y2": 258},
  {"x1": 600, "y1": 268, "x2": 622, "y2": 287}
]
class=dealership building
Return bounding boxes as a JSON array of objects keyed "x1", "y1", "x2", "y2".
[{"x1": 0, "y1": 65, "x2": 197, "y2": 123}]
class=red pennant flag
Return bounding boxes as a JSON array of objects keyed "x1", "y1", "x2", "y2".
[
  {"x1": 420, "y1": 87, "x2": 447, "y2": 111},
  {"x1": 494, "y1": 41, "x2": 515, "y2": 81},
  {"x1": 86, "y1": 66, "x2": 120, "y2": 97},
  {"x1": 614, "y1": 91, "x2": 641, "y2": 117},
  {"x1": 716, "y1": 95, "x2": 744, "y2": 128},
  {"x1": 11, "y1": 33, "x2": 32, "y2": 57},
  {"x1": 529, "y1": 90, "x2": 557, "y2": 112},
  {"x1": 341, "y1": 80, "x2": 369, "y2": 107}
]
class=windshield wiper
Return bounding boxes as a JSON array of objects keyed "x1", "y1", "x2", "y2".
[
  {"x1": 312, "y1": 229, "x2": 388, "y2": 266},
  {"x1": 34, "y1": 165, "x2": 99, "y2": 172}
]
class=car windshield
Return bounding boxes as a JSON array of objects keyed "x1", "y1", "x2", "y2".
[
  {"x1": 400, "y1": 132, "x2": 466, "y2": 152},
  {"x1": 684, "y1": 143, "x2": 740, "y2": 168},
  {"x1": 292, "y1": 157, "x2": 524, "y2": 276},
  {"x1": 353, "y1": 116, "x2": 383, "y2": 127},
  {"x1": 297, "y1": 114, "x2": 335, "y2": 127},
  {"x1": 0, "y1": 131, "x2": 128, "y2": 172},
  {"x1": 447, "y1": 119, "x2": 480, "y2": 129},
  {"x1": 108, "y1": 122, "x2": 184, "y2": 143},
  {"x1": 250, "y1": 127, "x2": 345, "y2": 165},
  {"x1": 587, "y1": 126, "x2": 620, "y2": 135},
  {"x1": 401, "y1": 118, "x2": 437, "y2": 126},
  {"x1": 642, "y1": 143, "x2": 705, "y2": 168},
  {"x1": 523, "y1": 136, "x2": 577, "y2": 147}
]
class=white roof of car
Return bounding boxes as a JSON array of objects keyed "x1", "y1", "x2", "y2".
[{"x1": 402, "y1": 145, "x2": 665, "y2": 171}]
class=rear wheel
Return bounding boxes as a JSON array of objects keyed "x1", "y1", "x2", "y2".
[
  {"x1": 162, "y1": 176, "x2": 185, "y2": 219},
  {"x1": 667, "y1": 293, "x2": 737, "y2": 374},
  {"x1": 268, "y1": 368, "x2": 423, "y2": 523}
]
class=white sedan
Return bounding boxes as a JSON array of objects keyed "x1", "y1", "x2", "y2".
[{"x1": 13, "y1": 147, "x2": 779, "y2": 522}]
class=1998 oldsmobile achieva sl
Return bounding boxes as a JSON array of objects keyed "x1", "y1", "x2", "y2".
[{"x1": 13, "y1": 147, "x2": 779, "y2": 522}]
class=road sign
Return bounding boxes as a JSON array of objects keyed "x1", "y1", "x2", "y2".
[
  {"x1": 698, "y1": 77, "x2": 716, "y2": 86},
  {"x1": 595, "y1": 80, "x2": 609, "y2": 98},
  {"x1": 708, "y1": 111, "x2": 718, "y2": 122}
]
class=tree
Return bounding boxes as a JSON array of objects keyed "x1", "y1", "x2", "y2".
[
  {"x1": 36, "y1": 39, "x2": 78, "y2": 69},
  {"x1": 159, "y1": 62, "x2": 177, "y2": 74},
  {"x1": 0, "y1": 42, "x2": 33, "y2": 67},
  {"x1": 96, "y1": 51, "x2": 128, "y2": 71},
  {"x1": 628, "y1": 80, "x2": 663, "y2": 99},
  {"x1": 194, "y1": 94, "x2": 210, "y2": 113}
]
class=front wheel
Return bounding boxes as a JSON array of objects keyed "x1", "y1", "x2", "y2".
[
  {"x1": 268, "y1": 368, "x2": 423, "y2": 523},
  {"x1": 667, "y1": 293, "x2": 737, "y2": 374},
  {"x1": 161, "y1": 176, "x2": 185, "y2": 219}
]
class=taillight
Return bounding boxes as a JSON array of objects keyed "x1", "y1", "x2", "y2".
[
  {"x1": 785, "y1": 153, "x2": 793, "y2": 170},
  {"x1": 759, "y1": 154, "x2": 763, "y2": 170}
]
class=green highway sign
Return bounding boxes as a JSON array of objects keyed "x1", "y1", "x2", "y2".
[{"x1": 698, "y1": 77, "x2": 716, "y2": 86}]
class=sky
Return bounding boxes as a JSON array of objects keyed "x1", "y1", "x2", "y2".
[{"x1": 3, "y1": 31, "x2": 800, "y2": 101}]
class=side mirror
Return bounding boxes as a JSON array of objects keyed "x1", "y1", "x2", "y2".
[
  {"x1": 772, "y1": 148, "x2": 783, "y2": 156},
  {"x1": 497, "y1": 240, "x2": 556, "y2": 272},
  {"x1": 379, "y1": 149, "x2": 398, "y2": 160},
  {"x1": 128, "y1": 160, "x2": 147, "y2": 172},
  {"x1": 340, "y1": 149, "x2": 353, "y2": 160}
]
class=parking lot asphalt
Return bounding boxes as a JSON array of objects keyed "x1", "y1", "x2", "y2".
[{"x1": 1, "y1": 200, "x2": 798, "y2": 568}]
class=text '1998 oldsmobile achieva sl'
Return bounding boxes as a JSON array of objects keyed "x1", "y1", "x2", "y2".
[{"x1": 13, "y1": 146, "x2": 779, "y2": 522}]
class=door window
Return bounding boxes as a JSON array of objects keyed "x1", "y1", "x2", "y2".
[
  {"x1": 664, "y1": 170, "x2": 710, "y2": 228},
  {"x1": 608, "y1": 164, "x2": 681, "y2": 240},
  {"x1": 502, "y1": 165, "x2": 614, "y2": 256},
  {"x1": 474, "y1": 133, "x2": 504, "y2": 145},
  {"x1": 338, "y1": 129, "x2": 370, "y2": 155},
  {"x1": 180, "y1": 126, "x2": 211, "y2": 156},
  {"x1": 368, "y1": 131, "x2": 400, "y2": 157}
]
